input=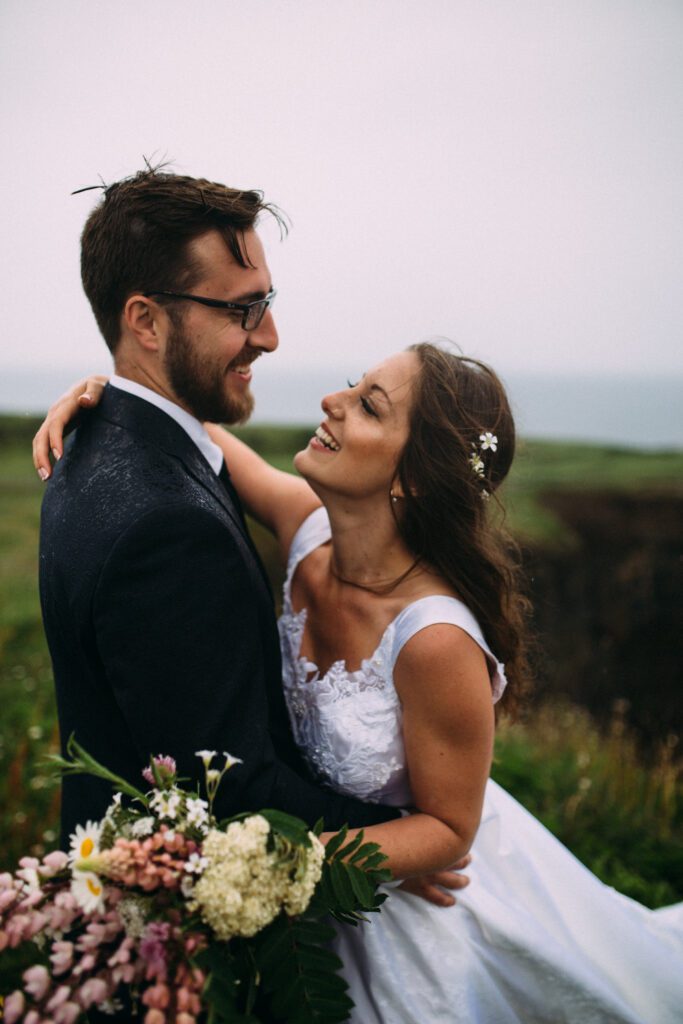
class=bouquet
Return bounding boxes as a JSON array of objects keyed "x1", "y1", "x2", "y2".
[{"x1": 0, "y1": 737, "x2": 390, "y2": 1023}]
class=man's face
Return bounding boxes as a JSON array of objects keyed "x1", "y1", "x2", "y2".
[{"x1": 163, "y1": 229, "x2": 278, "y2": 424}]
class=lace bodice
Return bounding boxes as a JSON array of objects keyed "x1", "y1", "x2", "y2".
[{"x1": 278, "y1": 507, "x2": 507, "y2": 805}]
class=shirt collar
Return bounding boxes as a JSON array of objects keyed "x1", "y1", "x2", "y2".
[{"x1": 109, "y1": 375, "x2": 224, "y2": 476}]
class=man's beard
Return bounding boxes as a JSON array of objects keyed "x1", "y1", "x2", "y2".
[{"x1": 164, "y1": 321, "x2": 255, "y2": 425}]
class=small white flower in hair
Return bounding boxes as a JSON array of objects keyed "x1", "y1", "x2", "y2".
[{"x1": 479, "y1": 432, "x2": 498, "y2": 451}]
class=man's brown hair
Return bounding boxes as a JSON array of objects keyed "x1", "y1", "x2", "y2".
[{"x1": 80, "y1": 168, "x2": 285, "y2": 352}]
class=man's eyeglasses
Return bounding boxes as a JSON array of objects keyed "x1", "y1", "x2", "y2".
[{"x1": 146, "y1": 288, "x2": 277, "y2": 331}]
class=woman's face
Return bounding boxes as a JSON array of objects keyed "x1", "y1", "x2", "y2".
[{"x1": 294, "y1": 350, "x2": 420, "y2": 502}]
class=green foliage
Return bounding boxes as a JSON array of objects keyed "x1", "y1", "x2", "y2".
[
  {"x1": 253, "y1": 914, "x2": 353, "y2": 1023},
  {"x1": 190, "y1": 823, "x2": 389, "y2": 1023},
  {"x1": 0, "y1": 418, "x2": 681, "y2": 935},
  {"x1": 493, "y1": 701, "x2": 683, "y2": 907}
]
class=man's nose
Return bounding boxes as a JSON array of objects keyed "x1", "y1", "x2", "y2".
[{"x1": 249, "y1": 309, "x2": 278, "y2": 352}]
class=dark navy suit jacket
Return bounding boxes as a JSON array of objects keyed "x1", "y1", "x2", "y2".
[{"x1": 39, "y1": 385, "x2": 398, "y2": 844}]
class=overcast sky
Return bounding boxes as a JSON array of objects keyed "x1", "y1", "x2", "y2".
[{"x1": 1, "y1": 0, "x2": 681, "y2": 387}]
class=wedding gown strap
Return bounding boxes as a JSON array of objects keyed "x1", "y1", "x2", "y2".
[
  {"x1": 286, "y1": 505, "x2": 331, "y2": 580},
  {"x1": 390, "y1": 596, "x2": 508, "y2": 703}
]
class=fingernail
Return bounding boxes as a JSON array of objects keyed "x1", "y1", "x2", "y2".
[
  {"x1": 52, "y1": 449, "x2": 61, "y2": 461},
  {"x1": 38, "y1": 468, "x2": 49, "y2": 482},
  {"x1": 82, "y1": 393, "x2": 92, "y2": 403}
]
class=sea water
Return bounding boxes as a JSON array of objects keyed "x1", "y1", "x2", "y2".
[{"x1": 0, "y1": 366, "x2": 681, "y2": 450}]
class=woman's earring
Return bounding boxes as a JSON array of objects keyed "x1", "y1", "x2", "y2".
[{"x1": 390, "y1": 489, "x2": 399, "y2": 504}]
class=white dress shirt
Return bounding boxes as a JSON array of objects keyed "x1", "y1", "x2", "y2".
[{"x1": 109, "y1": 375, "x2": 224, "y2": 475}]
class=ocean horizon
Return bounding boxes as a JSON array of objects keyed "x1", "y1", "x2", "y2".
[{"x1": 0, "y1": 365, "x2": 681, "y2": 451}]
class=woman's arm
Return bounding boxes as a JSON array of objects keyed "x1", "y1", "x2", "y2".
[
  {"x1": 204, "y1": 424, "x2": 321, "y2": 555},
  {"x1": 32, "y1": 375, "x2": 109, "y2": 476},
  {"x1": 323, "y1": 624, "x2": 494, "y2": 880}
]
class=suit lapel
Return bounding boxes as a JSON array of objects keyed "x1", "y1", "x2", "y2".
[{"x1": 95, "y1": 387, "x2": 272, "y2": 596}]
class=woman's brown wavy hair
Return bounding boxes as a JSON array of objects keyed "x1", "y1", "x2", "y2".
[{"x1": 396, "y1": 343, "x2": 532, "y2": 717}]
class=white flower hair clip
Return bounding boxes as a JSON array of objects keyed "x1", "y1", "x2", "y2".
[{"x1": 469, "y1": 432, "x2": 499, "y2": 500}]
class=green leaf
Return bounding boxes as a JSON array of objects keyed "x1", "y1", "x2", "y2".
[
  {"x1": 328, "y1": 860, "x2": 356, "y2": 911},
  {"x1": 42, "y1": 734, "x2": 148, "y2": 806},
  {"x1": 258, "y1": 808, "x2": 312, "y2": 846},
  {"x1": 257, "y1": 914, "x2": 355, "y2": 1023},
  {"x1": 323, "y1": 825, "x2": 349, "y2": 859},
  {"x1": 346, "y1": 865, "x2": 375, "y2": 907},
  {"x1": 346, "y1": 841, "x2": 382, "y2": 864},
  {"x1": 312, "y1": 817, "x2": 325, "y2": 836},
  {"x1": 333, "y1": 831, "x2": 365, "y2": 861},
  {"x1": 357, "y1": 851, "x2": 390, "y2": 871}
]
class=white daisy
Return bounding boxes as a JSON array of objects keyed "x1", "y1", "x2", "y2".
[
  {"x1": 479, "y1": 432, "x2": 498, "y2": 451},
  {"x1": 71, "y1": 871, "x2": 105, "y2": 914},
  {"x1": 68, "y1": 821, "x2": 102, "y2": 865}
]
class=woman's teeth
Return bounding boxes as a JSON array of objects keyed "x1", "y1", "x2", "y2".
[{"x1": 314, "y1": 426, "x2": 340, "y2": 451}]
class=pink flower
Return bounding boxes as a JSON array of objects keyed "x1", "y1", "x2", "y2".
[
  {"x1": 142, "y1": 982, "x2": 171, "y2": 1009},
  {"x1": 144, "y1": 1009, "x2": 166, "y2": 1024},
  {"x1": 23, "y1": 964, "x2": 51, "y2": 1001},
  {"x1": 73, "y1": 952, "x2": 97, "y2": 976},
  {"x1": 2, "y1": 990, "x2": 25, "y2": 1024},
  {"x1": 55, "y1": 1002, "x2": 82, "y2": 1024},
  {"x1": 50, "y1": 939, "x2": 75, "y2": 974},
  {"x1": 0, "y1": 888, "x2": 18, "y2": 911},
  {"x1": 43, "y1": 850, "x2": 70, "y2": 874},
  {"x1": 77, "y1": 977, "x2": 109, "y2": 1009},
  {"x1": 24, "y1": 1011, "x2": 41, "y2": 1024},
  {"x1": 18, "y1": 856, "x2": 40, "y2": 870},
  {"x1": 47, "y1": 985, "x2": 72, "y2": 1012},
  {"x1": 139, "y1": 921, "x2": 171, "y2": 980},
  {"x1": 142, "y1": 755, "x2": 177, "y2": 787},
  {"x1": 112, "y1": 962, "x2": 136, "y2": 985}
]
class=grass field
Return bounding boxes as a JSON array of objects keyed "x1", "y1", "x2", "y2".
[{"x1": 1, "y1": 416, "x2": 681, "y2": 913}]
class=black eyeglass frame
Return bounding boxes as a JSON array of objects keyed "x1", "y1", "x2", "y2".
[{"x1": 145, "y1": 288, "x2": 277, "y2": 331}]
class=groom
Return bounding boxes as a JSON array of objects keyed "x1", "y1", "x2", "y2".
[
  {"x1": 40, "y1": 168, "x2": 404, "y2": 844},
  {"x1": 39, "y1": 168, "x2": 468, "y2": 904}
]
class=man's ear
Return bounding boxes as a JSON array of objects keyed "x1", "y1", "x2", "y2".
[{"x1": 123, "y1": 295, "x2": 166, "y2": 353}]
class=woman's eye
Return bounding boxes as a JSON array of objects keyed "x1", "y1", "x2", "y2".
[
  {"x1": 346, "y1": 378, "x2": 378, "y2": 417},
  {"x1": 360, "y1": 396, "x2": 378, "y2": 417}
]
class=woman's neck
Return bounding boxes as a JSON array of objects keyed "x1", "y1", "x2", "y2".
[{"x1": 322, "y1": 497, "x2": 419, "y2": 591}]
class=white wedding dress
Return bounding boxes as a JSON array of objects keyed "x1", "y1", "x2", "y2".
[{"x1": 279, "y1": 508, "x2": 683, "y2": 1024}]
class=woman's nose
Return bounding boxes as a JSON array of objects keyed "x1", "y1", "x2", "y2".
[{"x1": 321, "y1": 390, "x2": 345, "y2": 419}]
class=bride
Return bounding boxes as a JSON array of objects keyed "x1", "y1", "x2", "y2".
[{"x1": 34, "y1": 344, "x2": 682, "y2": 1023}]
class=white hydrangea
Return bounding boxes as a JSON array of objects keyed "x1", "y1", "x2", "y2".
[
  {"x1": 284, "y1": 833, "x2": 326, "y2": 916},
  {"x1": 190, "y1": 817, "x2": 324, "y2": 940}
]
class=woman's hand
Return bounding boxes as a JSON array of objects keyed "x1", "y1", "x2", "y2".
[{"x1": 32, "y1": 375, "x2": 108, "y2": 480}]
